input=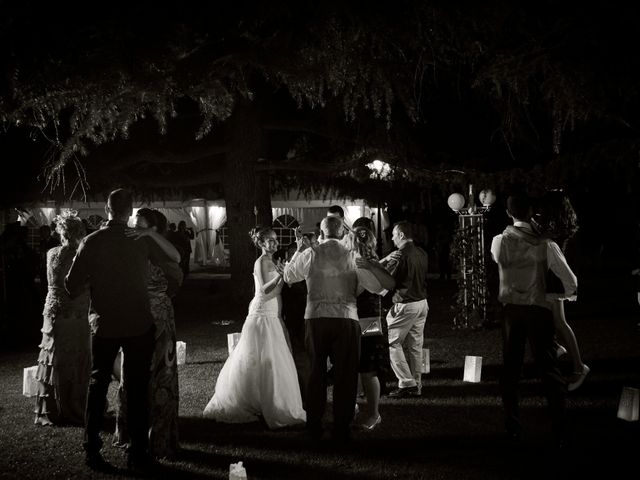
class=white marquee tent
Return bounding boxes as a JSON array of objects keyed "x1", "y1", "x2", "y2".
[{"x1": 2, "y1": 194, "x2": 391, "y2": 266}]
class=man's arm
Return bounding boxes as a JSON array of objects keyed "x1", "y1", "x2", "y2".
[
  {"x1": 158, "y1": 260, "x2": 184, "y2": 297},
  {"x1": 146, "y1": 236, "x2": 175, "y2": 265},
  {"x1": 356, "y1": 257, "x2": 395, "y2": 293},
  {"x1": 65, "y1": 240, "x2": 89, "y2": 298},
  {"x1": 490, "y1": 235, "x2": 501, "y2": 264},
  {"x1": 127, "y1": 228, "x2": 181, "y2": 263},
  {"x1": 283, "y1": 248, "x2": 312, "y2": 284},
  {"x1": 379, "y1": 250, "x2": 402, "y2": 276}
]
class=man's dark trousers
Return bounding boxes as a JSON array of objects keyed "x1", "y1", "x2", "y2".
[
  {"x1": 305, "y1": 317, "x2": 360, "y2": 439},
  {"x1": 84, "y1": 327, "x2": 155, "y2": 458},
  {"x1": 501, "y1": 304, "x2": 567, "y2": 438}
]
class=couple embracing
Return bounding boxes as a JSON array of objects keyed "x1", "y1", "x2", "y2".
[{"x1": 203, "y1": 215, "x2": 390, "y2": 443}]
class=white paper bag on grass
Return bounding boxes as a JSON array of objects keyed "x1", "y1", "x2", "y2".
[
  {"x1": 176, "y1": 341, "x2": 187, "y2": 365},
  {"x1": 229, "y1": 461, "x2": 247, "y2": 479},
  {"x1": 463, "y1": 355, "x2": 482, "y2": 383},
  {"x1": 23, "y1": 366, "x2": 38, "y2": 397}
]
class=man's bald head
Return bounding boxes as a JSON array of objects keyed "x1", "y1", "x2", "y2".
[{"x1": 320, "y1": 216, "x2": 344, "y2": 239}]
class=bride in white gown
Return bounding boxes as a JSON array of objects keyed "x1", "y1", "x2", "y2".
[{"x1": 203, "y1": 227, "x2": 306, "y2": 428}]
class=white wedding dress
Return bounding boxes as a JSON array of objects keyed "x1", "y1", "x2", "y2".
[{"x1": 203, "y1": 272, "x2": 306, "y2": 428}]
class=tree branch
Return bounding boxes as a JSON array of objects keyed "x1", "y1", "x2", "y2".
[{"x1": 104, "y1": 144, "x2": 228, "y2": 172}]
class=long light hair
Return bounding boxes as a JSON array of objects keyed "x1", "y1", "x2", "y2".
[{"x1": 344, "y1": 225, "x2": 378, "y2": 260}]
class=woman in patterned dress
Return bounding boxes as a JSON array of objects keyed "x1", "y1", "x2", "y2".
[
  {"x1": 114, "y1": 208, "x2": 183, "y2": 458},
  {"x1": 34, "y1": 214, "x2": 89, "y2": 426}
]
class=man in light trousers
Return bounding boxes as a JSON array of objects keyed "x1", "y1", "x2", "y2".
[{"x1": 381, "y1": 221, "x2": 429, "y2": 398}]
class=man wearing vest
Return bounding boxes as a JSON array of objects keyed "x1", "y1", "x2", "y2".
[
  {"x1": 491, "y1": 194, "x2": 577, "y2": 447},
  {"x1": 284, "y1": 215, "x2": 381, "y2": 445}
]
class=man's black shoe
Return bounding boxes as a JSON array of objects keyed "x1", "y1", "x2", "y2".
[
  {"x1": 388, "y1": 386, "x2": 420, "y2": 398},
  {"x1": 85, "y1": 451, "x2": 112, "y2": 472},
  {"x1": 307, "y1": 423, "x2": 324, "y2": 442},
  {"x1": 330, "y1": 430, "x2": 354, "y2": 452},
  {"x1": 506, "y1": 430, "x2": 522, "y2": 442},
  {"x1": 127, "y1": 453, "x2": 157, "y2": 475}
]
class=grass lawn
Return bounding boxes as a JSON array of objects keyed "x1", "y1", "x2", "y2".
[{"x1": 1, "y1": 272, "x2": 639, "y2": 479}]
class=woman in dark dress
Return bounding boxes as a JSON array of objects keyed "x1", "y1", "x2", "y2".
[
  {"x1": 347, "y1": 218, "x2": 395, "y2": 430},
  {"x1": 532, "y1": 190, "x2": 588, "y2": 391}
]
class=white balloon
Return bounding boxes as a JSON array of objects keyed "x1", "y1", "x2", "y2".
[
  {"x1": 479, "y1": 189, "x2": 496, "y2": 206},
  {"x1": 447, "y1": 193, "x2": 465, "y2": 211}
]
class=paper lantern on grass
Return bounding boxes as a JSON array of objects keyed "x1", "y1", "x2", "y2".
[
  {"x1": 447, "y1": 193, "x2": 465, "y2": 212},
  {"x1": 23, "y1": 366, "x2": 38, "y2": 397},
  {"x1": 176, "y1": 341, "x2": 187, "y2": 365},
  {"x1": 421, "y1": 348, "x2": 430, "y2": 374},
  {"x1": 229, "y1": 461, "x2": 247, "y2": 480},
  {"x1": 227, "y1": 333, "x2": 241, "y2": 355},
  {"x1": 463, "y1": 356, "x2": 482, "y2": 383},
  {"x1": 617, "y1": 387, "x2": 639, "y2": 422}
]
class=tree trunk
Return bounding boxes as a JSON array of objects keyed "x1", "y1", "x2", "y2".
[
  {"x1": 255, "y1": 171, "x2": 273, "y2": 227},
  {"x1": 223, "y1": 101, "x2": 264, "y2": 307}
]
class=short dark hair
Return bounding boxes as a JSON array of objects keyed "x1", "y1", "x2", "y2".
[
  {"x1": 506, "y1": 195, "x2": 531, "y2": 221},
  {"x1": 153, "y1": 210, "x2": 168, "y2": 235},
  {"x1": 136, "y1": 208, "x2": 157, "y2": 228},
  {"x1": 327, "y1": 205, "x2": 344, "y2": 218},
  {"x1": 107, "y1": 189, "x2": 132, "y2": 216},
  {"x1": 393, "y1": 220, "x2": 413, "y2": 239}
]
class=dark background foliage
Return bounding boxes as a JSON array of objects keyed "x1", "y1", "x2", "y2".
[{"x1": 1, "y1": 0, "x2": 639, "y2": 302}]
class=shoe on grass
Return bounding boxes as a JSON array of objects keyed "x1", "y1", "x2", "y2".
[
  {"x1": 568, "y1": 364, "x2": 590, "y2": 391},
  {"x1": 556, "y1": 344, "x2": 568, "y2": 358},
  {"x1": 388, "y1": 386, "x2": 420, "y2": 398},
  {"x1": 85, "y1": 451, "x2": 112, "y2": 472}
]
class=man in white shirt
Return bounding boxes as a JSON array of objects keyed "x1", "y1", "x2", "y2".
[
  {"x1": 491, "y1": 194, "x2": 577, "y2": 447},
  {"x1": 284, "y1": 216, "x2": 379, "y2": 444}
]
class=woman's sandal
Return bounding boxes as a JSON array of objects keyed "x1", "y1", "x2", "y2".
[
  {"x1": 359, "y1": 414, "x2": 382, "y2": 431},
  {"x1": 568, "y1": 364, "x2": 590, "y2": 392},
  {"x1": 34, "y1": 415, "x2": 54, "y2": 426}
]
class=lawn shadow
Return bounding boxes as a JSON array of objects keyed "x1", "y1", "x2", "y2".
[
  {"x1": 184, "y1": 359, "x2": 224, "y2": 366},
  {"x1": 154, "y1": 460, "x2": 218, "y2": 479},
  {"x1": 174, "y1": 403, "x2": 636, "y2": 479},
  {"x1": 177, "y1": 446, "x2": 379, "y2": 480}
]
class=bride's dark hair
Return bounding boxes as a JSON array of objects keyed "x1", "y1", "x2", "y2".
[
  {"x1": 532, "y1": 190, "x2": 579, "y2": 250},
  {"x1": 249, "y1": 226, "x2": 274, "y2": 247}
]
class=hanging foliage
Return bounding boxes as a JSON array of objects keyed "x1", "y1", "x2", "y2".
[{"x1": 1, "y1": 1, "x2": 639, "y2": 204}]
